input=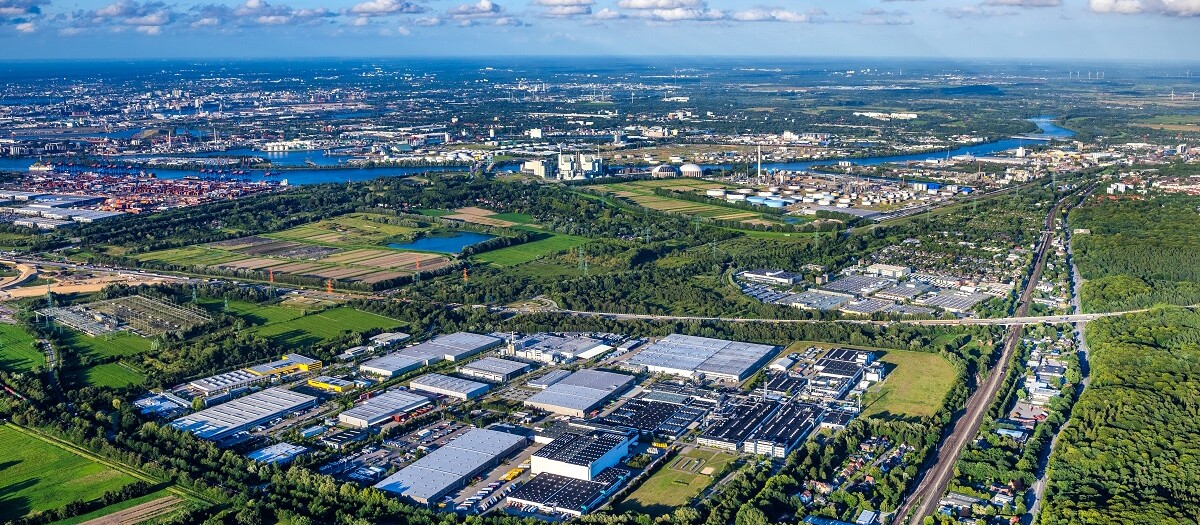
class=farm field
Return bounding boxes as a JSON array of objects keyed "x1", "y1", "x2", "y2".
[
  {"x1": 0, "y1": 425, "x2": 138, "y2": 520},
  {"x1": 197, "y1": 298, "x2": 307, "y2": 325},
  {"x1": 52, "y1": 490, "x2": 178, "y2": 525},
  {"x1": 585, "y1": 179, "x2": 784, "y2": 226},
  {"x1": 614, "y1": 448, "x2": 736, "y2": 517},
  {"x1": 0, "y1": 323, "x2": 42, "y2": 372},
  {"x1": 251, "y1": 307, "x2": 402, "y2": 347},
  {"x1": 472, "y1": 233, "x2": 588, "y2": 266},
  {"x1": 860, "y1": 349, "x2": 957, "y2": 419},
  {"x1": 134, "y1": 212, "x2": 454, "y2": 286}
]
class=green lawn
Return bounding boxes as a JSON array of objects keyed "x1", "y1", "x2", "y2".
[
  {"x1": 62, "y1": 330, "x2": 152, "y2": 359},
  {"x1": 416, "y1": 209, "x2": 455, "y2": 217},
  {"x1": 198, "y1": 299, "x2": 307, "y2": 326},
  {"x1": 473, "y1": 234, "x2": 589, "y2": 266},
  {"x1": 0, "y1": 323, "x2": 42, "y2": 372},
  {"x1": 861, "y1": 349, "x2": 957, "y2": 419},
  {"x1": 252, "y1": 307, "x2": 402, "y2": 347},
  {"x1": 76, "y1": 363, "x2": 147, "y2": 389},
  {"x1": 0, "y1": 425, "x2": 138, "y2": 520},
  {"x1": 615, "y1": 449, "x2": 736, "y2": 517}
]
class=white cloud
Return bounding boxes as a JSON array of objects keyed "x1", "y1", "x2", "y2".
[
  {"x1": 943, "y1": 5, "x2": 1017, "y2": 17},
  {"x1": 347, "y1": 0, "x2": 424, "y2": 17},
  {"x1": 1090, "y1": 0, "x2": 1200, "y2": 15},
  {"x1": 14, "y1": 19, "x2": 34, "y2": 31},
  {"x1": 730, "y1": 7, "x2": 813, "y2": 22},
  {"x1": 616, "y1": 0, "x2": 702, "y2": 8},
  {"x1": 445, "y1": 0, "x2": 523, "y2": 25},
  {"x1": 984, "y1": 0, "x2": 1062, "y2": 5}
]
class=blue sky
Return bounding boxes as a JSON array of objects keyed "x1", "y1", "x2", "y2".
[{"x1": 0, "y1": 0, "x2": 1197, "y2": 59}]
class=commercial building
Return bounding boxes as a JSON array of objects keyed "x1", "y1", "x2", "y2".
[
  {"x1": 818, "y1": 275, "x2": 897, "y2": 299},
  {"x1": 457, "y1": 357, "x2": 531, "y2": 383},
  {"x1": 874, "y1": 281, "x2": 935, "y2": 302},
  {"x1": 524, "y1": 369, "x2": 635, "y2": 417},
  {"x1": 338, "y1": 390, "x2": 432, "y2": 428},
  {"x1": 374, "y1": 428, "x2": 527, "y2": 505},
  {"x1": 246, "y1": 354, "x2": 322, "y2": 377},
  {"x1": 528, "y1": 369, "x2": 572, "y2": 389},
  {"x1": 777, "y1": 291, "x2": 851, "y2": 311},
  {"x1": 506, "y1": 469, "x2": 628, "y2": 517},
  {"x1": 625, "y1": 334, "x2": 778, "y2": 382},
  {"x1": 170, "y1": 388, "x2": 318, "y2": 442},
  {"x1": 187, "y1": 370, "x2": 271, "y2": 397},
  {"x1": 408, "y1": 373, "x2": 490, "y2": 401},
  {"x1": 864, "y1": 263, "x2": 911, "y2": 279},
  {"x1": 503, "y1": 333, "x2": 610, "y2": 364},
  {"x1": 740, "y1": 269, "x2": 802, "y2": 286},
  {"x1": 596, "y1": 398, "x2": 706, "y2": 439},
  {"x1": 742, "y1": 402, "x2": 823, "y2": 458},
  {"x1": 369, "y1": 332, "x2": 411, "y2": 348},
  {"x1": 531, "y1": 430, "x2": 636, "y2": 481},
  {"x1": 307, "y1": 376, "x2": 356, "y2": 393},
  {"x1": 247, "y1": 443, "x2": 308, "y2": 465},
  {"x1": 697, "y1": 400, "x2": 779, "y2": 451},
  {"x1": 358, "y1": 332, "x2": 503, "y2": 378}
]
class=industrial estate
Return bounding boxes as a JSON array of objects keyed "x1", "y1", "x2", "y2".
[{"x1": 0, "y1": 53, "x2": 1198, "y2": 525}]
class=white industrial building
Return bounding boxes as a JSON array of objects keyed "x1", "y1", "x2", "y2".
[
  {"x1": 408, "y1": 373, "x2": 490, "y2": 401},
  {"x1": 374, "y1": 428, "x2": 527, "y2": 505},
  {"x1": 531, "y1": 430, "x2": 635, "y2": 481},
  {"x1": 170, "y1": 387, "x2": 317, "y2": 442},
  {"x1": 359, "y1": 332, "x2": 503, "y2": 377},
  {"x1": 457, "y1": 357, "x2": 531, "y2": 383},
  {"x1": 524, "y1": 369, "x2": 635, "y2": 417},
  {"x1": 338, "y1": 390, "x2": 432, "y2": 428},
  {"x1": 625, "y1": 334, "x2": 778, "y2": 382}
]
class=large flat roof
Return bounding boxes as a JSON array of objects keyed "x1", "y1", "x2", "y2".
[
  {"x1": 460, "y1": 357, "x2": 529, "y2": 376},
  {"x1": 339, "y1": 390, "x2": 431, "y2": 424},
  {"x1": 627, "y1": 334, "x2": 777, "y2": 381},
  {"x1": 171, "y1": 388, "x2": 316, "y2": 440},
  {"x1": 534, "y1": 431, "x2": 628, "y2": 466},
  {"x1": 374, "y1": 428, "x2": 526, "y2": 502},
  {"x1": 359, "y1": 352, "x2": 426, "y2": 375},
  {"x1": 525, "y1": 369, "x2": 634, "y2": 413},
  {"x1": 409, "y1": 373, "x2": 489, "y2": 395}
]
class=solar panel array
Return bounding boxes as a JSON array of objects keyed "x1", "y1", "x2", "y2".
[{"x1": 533, "y1": 431, "x2": 628, "y2": 466}]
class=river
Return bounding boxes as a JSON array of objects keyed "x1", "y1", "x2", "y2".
[{"x1": 0, "y1": 117, "x2": 1074, "y2": 185}]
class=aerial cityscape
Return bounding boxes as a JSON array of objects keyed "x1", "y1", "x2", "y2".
[{"x1": 1, "y1": 3, "x2": 1198, "y2": 525}]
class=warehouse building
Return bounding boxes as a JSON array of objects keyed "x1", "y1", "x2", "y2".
[
  {"x1": 864, "y1": 263, "x2": 911, "y2": 279},
  {"x1": 307, "y1": 376, "x2": 356, "y2": 393},
  {"x1": 502, "y1": 333, "x2": 610, "y2": 364},
  {"x1": 697, "y1": 400, "x2": 780, "y2": 451},
  {"x1": 171, "y1": 388, "x2": 317, "y2": 442},
  {"x1": 338, "y1": 390, "x2": 432, "y2": 428},
  {"x1": 524, "y1": 369, "x2": 635, "y2": 417},
  {"x1": 531, "y1": 430, "x2": 636, "y2": 481},
  {"x1": 369, "y1": 332, "x2": 411, "y2": 348},
  {"x1": 625, "y1": 334, "x2": 778, "y2": 382},
  {"x1": 409, "y1": 373, "x2": 490, "y2": 400},
  {"x1": 374, "y1": 428, "x2": 527, "y2": 505},
  {"x1": 507, "y1": 468, "x2": 628, "y2": 517},
  {"x1": 247, "y1": 354, "x2": 321, "y2": 377},
  {"x1": 528, "y1": 369, "x2": 572, "y2": 389},
  {"x1": 742, "y1": 402, "x2": 823, "y2": 458},
  {"x1": 247, "y1": 443, "x2": 308, "y2": 465},
  {"x1": 457, "y1": 357, "x2": 531, "y2": 383},
  {"x1": 188, "y1": 369, "x2": 271, "y2": 397},
  {"x1": 358, "y1": 332, "x2": 503, "y2": 378}
]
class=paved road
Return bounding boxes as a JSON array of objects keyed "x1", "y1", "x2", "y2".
[{"x1": 894, "y1": 188, "x2": 1084, "y2": 525}]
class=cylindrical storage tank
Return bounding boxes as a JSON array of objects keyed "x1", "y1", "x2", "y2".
[
  {"x1": 757, "y1": 191, "x2": 775, "y2": 197},
  {"x1": 736, "y1": 188, "x2": 755, "y2": 195},
  {"x1": 747, "y1": 196, "x2": 768, "y2": 204},
  {"x1": 836, "y1": 203, "x2": 849, "y2": 208},
  {"x1": 706, "y1": 188, "x2": 727, "y2": 197},
  {"x1": 726, "y1": 193, "x2": 747, "y2": 201},
  {"x1": 803, "y1": 197, "x2": 815, "y2": 203},
  {"x1": 838, "y1": 197, "x2": 851, "y2": 204},
  {"x1": 765, "y1": 199, "x2": 787, "y2": 208},
  {"x1": 680, "y1": 163, "x2": 704, "y2": 177},
  {"x1": 788, "y1": 185, "x2": 801, "y2": 191},
  {"x1": 818, "y1": 199, "x2": 832, "y2": 205}
]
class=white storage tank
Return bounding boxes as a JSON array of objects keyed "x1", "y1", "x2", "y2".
[
  {"x1": 706, "y1": 188, "x2": 727, "y2": 197},
  {"x1": 727, "y1": 193, "x2": 747, "y2": 201}
]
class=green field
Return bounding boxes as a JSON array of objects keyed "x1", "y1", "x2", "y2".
[
  {"x1": 615, "y1": 448, "x2": 736, "y2": 517},
  {"x1": 473, "y1": 234, "x2": 589, "y2": 266},
  {"x1": 62, "y1": 330, "x2": 153, "y2": 359},
  {"x1": 75, "y1": 363, "x2": 147, "y2": 389},
  {"x1": 132, "y1": 246, "x2": 241, "y2": 267},
  {"x1": 0, "y1": 323, "x2": 42, "y2": 372},
  {"x1": 586, "y1": 179, "x2": 785, "y2": 226},
  {"x1": 0, "y1": 425, "x2": 138, "y2": 520},
  {"x1": 488, "y1": 212, "x2": 535, "y2": 224},
  {"x1": 861, "y1": 349, "x2": 957, "y2": 419},
  {"x1": 417, "y1": 209, "x2": 455, "y2": 217},
  {"x1": 266, "y1": 213, "x2": 420, "y2": 246},
  {"x1": 198, "y1": 299, "x2": 307, "y2": 325},
  {"x1": 252, "y1": 307, "x2": 402, "y2": 347}
]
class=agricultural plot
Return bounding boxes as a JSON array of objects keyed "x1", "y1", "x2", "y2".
[
  {"x1": 0, "y1": 323, "x2": 42, "y2": 372},
  {"x1": 860, "y1": 349, "x2": 957, "y2": 419},
  {"x1": 74, "y1": 362, "x2": 147, "y2": 389},
  {"x1": 136, "y1": 212, "x2": 455, "y2": 287},
  {"x1": 440, "y1": 206, "x2": 534, "y2": 228},
  {"x1": 251, "y1": 307, "x2": 402, "y2": 347},
  {"x1": 472, "y1": 233, "x2": 588, "y2": 266},
  {"x1": 0, "y1": 425, "x2": 138, "y2": 520},
  {"x1": 615, "y1": 448, "x2": 736, "y2": 517}
]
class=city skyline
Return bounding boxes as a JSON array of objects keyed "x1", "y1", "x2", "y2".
[{"x1": 0, "y1": 0, "x2": 1197, "y2": 59}]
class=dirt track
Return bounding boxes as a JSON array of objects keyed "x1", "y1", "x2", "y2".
[{"x1": 78, "y1": 496, "x2": 181, "y2": 525}]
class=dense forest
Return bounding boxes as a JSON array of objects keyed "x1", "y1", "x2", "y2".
[
  {"x1": 1070, "y1": 194, "x2": 1200, "y2": 312},
  {"x1": 1039, "y1": 308, "x2": 1200, "y2": 525}
]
